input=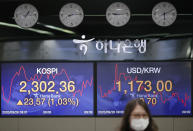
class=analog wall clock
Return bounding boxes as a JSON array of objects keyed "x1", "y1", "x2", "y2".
[
  {"x1": 59, "y1": 3, "x2": 84, "y2": 28},
  {"x1": 14, "y1": 3, "x2": 39, "y2": 28},
  {"x1": 152, "y1": 2, "x2": 177, "y2": 27},
  {"x1": 106, "y1": 2, "x2": 131, "y2": 27}
]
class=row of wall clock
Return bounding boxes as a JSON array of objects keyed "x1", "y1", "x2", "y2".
[{"x1": 13, "y1": 2, "x2": 177, "y2": 28}]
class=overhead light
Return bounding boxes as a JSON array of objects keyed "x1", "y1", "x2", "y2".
[
  {"x1": 37, "y1": 22, "x2": 76, "y2": 35},
  {"x1": 0, "y1": 22, "x2": 54, "y2": 36}
]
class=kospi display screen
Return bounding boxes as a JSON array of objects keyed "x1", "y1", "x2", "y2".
[
  {"x1": 1, "y1": 63, "x2": 94, "y2": 116},
  {"x1": 97, "y1": 62, "x2": 192, "y2": 116}
]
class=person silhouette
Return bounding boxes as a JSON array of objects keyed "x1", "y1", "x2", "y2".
[{"x1": 119, "y1": 99, "x2": 158, "y2": 131}]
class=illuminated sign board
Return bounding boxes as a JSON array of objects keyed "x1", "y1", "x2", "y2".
[
  {"x1": 1, "y1": 63, "x2": 94, "y2": 116},
  {"x1": 97, "y1": 62, "x2": 192, "y2": 116}
]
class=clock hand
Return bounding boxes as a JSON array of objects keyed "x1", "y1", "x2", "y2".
[
  {"x1": 160, "y1": 8, "x2": 175, "y2": 20},
  {"x1": 112, "y1": 13, "x2": 127, "y2": 15},
  {"x1": 160, "y1": 9, "x2": 175, "y2": 17},
  {"x1": 165, "y1": 9, "x2": 175, "y2": 14},
  {"x1": 67, "y1": 13, "x2": 82, "y2": 17},
  {"x1": 24, "y1": 11, "x2": 30, "y2": 18},
  {"x1": 164, "y1": 12, "x2": 166, "y2": 20}
]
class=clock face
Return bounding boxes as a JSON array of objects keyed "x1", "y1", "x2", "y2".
[
  {"x1": 14, "y1": 4, "x2": 39, "y2": 28},
  {"x1": 106, "y1": 2, "x2": 131, "y2": 27},
  {"x1": 152, "y1": 2, "x2": 177, "y2": 27},
  {"x1": 59, "y1": 3, "x2": 84, "y2": 28}
]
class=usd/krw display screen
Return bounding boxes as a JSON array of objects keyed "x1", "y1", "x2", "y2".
[
  {"x1": 97, "y1": 62, "x2": 192, "y2": 116},
  {"x1": 1, "y1": 63, "x2": 94, "y2": 116}
]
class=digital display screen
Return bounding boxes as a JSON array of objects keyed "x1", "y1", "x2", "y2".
[
  {"x1": 1, "y1": 63, "x2": 94, "y2": 116},
  {"x1": 97, "y1": 62, "x2": 192, "y2": 116}
]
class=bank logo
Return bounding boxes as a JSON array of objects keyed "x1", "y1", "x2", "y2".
[
  {"x1": 73, "y1": 35, "x2": 95, "y2": 55},
  {"x1": 73, "y1": 35, "x2": 147, "y2": 55},
  {"x1": 73, "y1": 35, "x2": 95, "y2": 44}
]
